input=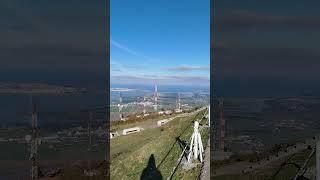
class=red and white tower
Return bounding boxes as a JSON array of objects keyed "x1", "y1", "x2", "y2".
[
  {"x1": 118, "y1": 92, "x2": 124, "y2": 120},
  {"x1": 154, "y1": 82, "x2": 158, "y2": 112},
  {"x1": 178, "y1": 92, "x2": 181, "y2": 110},
  {"x1": 143, "y1": 96, "x2": 146, "y2": 115}
]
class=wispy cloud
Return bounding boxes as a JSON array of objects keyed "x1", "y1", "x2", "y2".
[
  {"x1": 110, "y1": 59, "x2": 148, "y2": 74},
  {"x1": 110, "y1": 38, "x2": 139, "y2": 56},
  {"x1": 110, "y1": 37, "x2": 158, "y2": 62},
  {"x1": 143, "y1": 74, "x2": 158, "y2": 78},
  {"x1": 111, "y1": 69, "x2": 123, "y2": 72},
  {"x1": 122, "y1": 64, "x2": 147, "y2": 69},
  {"x1": 166, "y1": 65, "x2": 209, "y2": 71},
  {"x1": 165, "y1": 75, "x2": 209, "y2": 80}
]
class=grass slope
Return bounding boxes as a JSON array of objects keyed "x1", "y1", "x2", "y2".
[{"x1": 110, "y1": 109, "x2": 209, "y2": 180}]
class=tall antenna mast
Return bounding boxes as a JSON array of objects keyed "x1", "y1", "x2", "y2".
[
  {"x1": 118, "y1": 92, "x2": 123, "y2": 120},
  {"x1": 30, "y1": 95, "x2": 39, "y2": 180},
  {"x1": 176, "y1": 97, "x2": 178, "y2": 110},
  {"x1": 143, "y1": 96, "x2": 146, "y2": 115},
  {"x1": 178, "y1": 92, "x2": 181, "y2": 110},
  {"x1": 154, "y1": 82, "x2": 158, "y2": 112}
]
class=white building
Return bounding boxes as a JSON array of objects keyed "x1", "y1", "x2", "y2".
[
  {"x1": 157, "y1": 119, "x2": 169, "y2": 127},
  {"x1": 122, "y1": 127, "x2": 141, "y2": 135},
  {"x1": 165, "y1": 110, "x2": 172, "y2": 115}
]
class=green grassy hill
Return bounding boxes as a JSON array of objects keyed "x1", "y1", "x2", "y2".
[{"x1": 110, "y1": 109, "x2": 209, "y2": 180}]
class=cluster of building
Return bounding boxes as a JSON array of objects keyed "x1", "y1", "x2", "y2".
[{"x1": 115, "y1": 83, "x2": 187, "y2": 121}]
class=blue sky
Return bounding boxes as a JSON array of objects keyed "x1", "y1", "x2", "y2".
[{"x1": 110, "y1": 0, "x2": 210, "y2": 86}]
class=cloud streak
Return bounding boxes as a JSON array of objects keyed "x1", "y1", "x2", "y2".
[
  {"x1": 110, "y1": 37, "x2": 158, "y2": 62},
  {"x1": 110, "y1": 38, "x2": 139, "y2": 56},
  {"x1": 166, "y1": 65, "x2": 209, "y2": 71},
  {"x1": 110, "y1": 59, "x2": 148, "y2": 74}
]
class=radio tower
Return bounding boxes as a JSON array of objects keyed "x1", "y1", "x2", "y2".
[
  {"x1": 178, "y1": 92, "x2": 181, "y2": 110},
  {"x1": 154, "y1": 82, "x2": 158, "y2": 112},
  {"x1": 30, "y1": 97, "x2": 39, "y2": 180},
  {"x1": 118, "y1": 92, "x2": 123, "y2": 120},
  {"x1": 219, "y1": 98, "x2": 225, "y2": 151},
  {"x1": 143, "y1": 96, "x2": 146, "y2": 115}
]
